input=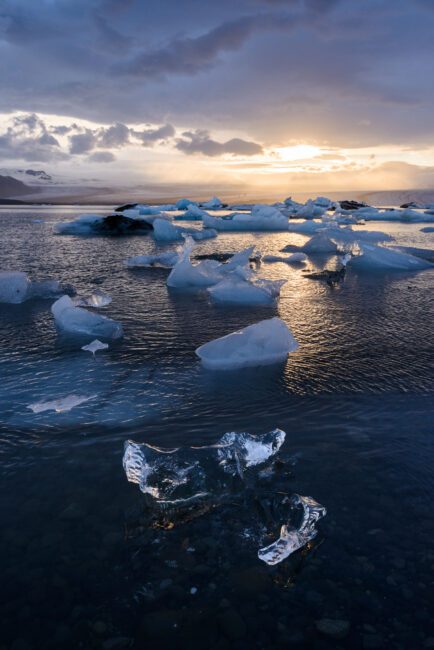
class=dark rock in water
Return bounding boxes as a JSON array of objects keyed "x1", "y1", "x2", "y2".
[
  {"x1": 304, "y1": 267, "x2": 346, "y2": 287},
  {"x1": 94, "y1": 214, "x2": 152, "y2": 235},
  {"x1": 400, "y1": 202, "x2": 420, "y2": 209},
  {"x1": 315, "y1": 618, "x2": 350, "y2": 639},
  {"x1": 339, "y1": 200, "x2": 368, "y2": 210},
  {"x1": 114, "y1": 203, "x2": 138, "y2": 212}
]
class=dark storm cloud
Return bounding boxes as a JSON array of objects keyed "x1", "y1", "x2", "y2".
[{"x1": 175, "y1": 130, "x2": 263, "y2": 156}]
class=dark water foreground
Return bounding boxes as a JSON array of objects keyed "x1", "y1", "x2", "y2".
[{"x1": 1, "y1": 207, "x2": 434, "y2": 649}]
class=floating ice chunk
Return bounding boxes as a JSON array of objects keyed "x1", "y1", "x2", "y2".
[
  {"x1": 287, "y1": 220, "x2": 327, "y2": 234},
  {"x1": 263, "y1": 253, "x2": 307, "y2": 264},
  {"x1": 217, "y1": 429, "x2": 286, "y2": 476},
  {"x1": 258, "y1": 494, "x2": 326, "y2": 565},
  {"x1": 153, "y1": 218, "x2": 216, "y2": 242},
  {"x1": 167, "y1": 237, "x2": 224, "y2": 288},
  {"x1": 174, "y1": 204, "x2": 208, "y2": 220},
  {"x1": 201, "y1": 196, "x2": 222, "y2": 209},
  {"x1": 421, "y1": 226, "x2": 434, "y2": 233},
  {"x1": 176, "y1": 198, "x2": 197, "y2": 210},
  {"x1": 81, "y1": 339, "x2": 109, "y2": 356},
  {"x1": 0, "y1": 271, "x2": 30, "y2": 303},
  {"x1": 208, "y1": 269, "x2": 285, "y2": 305},
  {"x1": 302, "y1": 231, "x2": 340, "y2": 254},
  {"x1": 0, "y1": 272, "x2": 72, "y2": 303},
  {"x1": 196, "y1": 317, "x2": 298, "y2": 370},
  {"x1": 124, "y1": 251, "x2": 179, "y2": 268},
  {"x1": 51, "y1": 295, "x2": 123, "y2": 339},
  {"x1": 73, "y1": 289, "x2": 112, "y2": 308},
  {"x1": 223, "y1": 245, "x2": 258, "y2": 271},
  {"x1": 294, "y1": 199, "x2": 327, "y2": 219},
  {"x1": 331, "y1": 227, "x2": 393, "y2": 246},
  {"x1": 123, "y1": 429, "x2": 287, "y2": 506},
  {"x1": 203, "y1": 205, "x2": 288, "y2": 231},
  {"x1": 55, "y1": 213, "x2": 153, "y2": 235},
  {"x1": 347, "y1": 244, "x2": 433, "y2": 271},
  {"x1": 28, "y1": 393, "x2": 96, "y2": 413}
]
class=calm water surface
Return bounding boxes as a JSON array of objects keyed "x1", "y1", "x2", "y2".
[{"x1": 1, "y1": 206, "x2": 434, "y2": 649}]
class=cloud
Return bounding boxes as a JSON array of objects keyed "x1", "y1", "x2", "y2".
[
  {"x1": 115, "y1": 12, "x2": 298, "y2": 79},
  {"x1": 88, "y1": 151, "x2": 116, "y2": 163},
  {"x1": 175, "y1": 129, "x2": 263, "y2": 156},
  {"x1": 98, "y1": 122, "x2": 130, "y2": 148},
  {"x1": 132, "y1": 123, "x2": 175, "y2": 145},
  {"x1": 0, "y1": 113, "x2": 66, "y2": 162},
  {"x1": 69, "y1": 129, "x2": 97, "y2": 154}
]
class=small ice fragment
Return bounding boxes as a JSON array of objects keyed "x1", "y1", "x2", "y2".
[
  {"x1": 0, "y1": 271, "x2": 30, "y2": 303},
  {"x1": 217, "y1": 429, "x2": 286, "y2": 476},
  {"x1": 28, "y1": 394, "x2": 96, "y2": 413},
  {"x1": 73, "y1": 289, "x2": 112, "y2": 308},
  {"x1": 190, "y1": 587, "x2": 198, "y2": 595},
  {"x1": 258, "y1": 494, "x2": 326, "y2": 565},
  {"x1": 81, "y1": 339, "x2": 109, "y2": 356},
  {"x1": 263, "y1": 253, "x2": 307, "y2": 264}
]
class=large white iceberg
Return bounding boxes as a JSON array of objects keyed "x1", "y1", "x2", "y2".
[
  {"x1": 347, "y1": 243, "x2": 433, "y2": 271},
  {"x1": 51, "y1": 295, "x2": 123, "y2": 339},
  {"x1": 196, "y1": 317, "x2": 298, "y2": 370},
  {"x1": 302, "y1": 231, "x2": 341, "y2": 254},
  {"x1": 203, "y1": 205, "x2": 289, "y2": 232},
  {"x1": 208, "y1": 267, "x2": 285, "y2": 305}
]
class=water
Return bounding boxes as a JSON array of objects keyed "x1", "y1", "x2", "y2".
[{"x1": 1, "y1": 206, "x2": 434, "y2": 649}]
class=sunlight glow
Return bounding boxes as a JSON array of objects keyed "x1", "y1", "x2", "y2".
[{"x1": 275, "y1": 144, "x2": 321, "y2": 162}]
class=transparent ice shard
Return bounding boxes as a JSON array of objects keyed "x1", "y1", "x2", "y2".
[
  {"x1": 51, "y1": 295, "x2": 123, "y2": 339},
  {"x1": 217, "y1": 429, "x2": 286, "y2": 477},
  {"x1": 122, "y1": 429, "x2": 286, "y2": 509},
  {"x1": 73, "y1": 289, "x2": 112, "y2": 308},
  {"x1": 81, "y1": 339, "x2": 109, "y2": 356},
  {"x1": 28, "y1": 394, "x2": 97, "y2": 413},
  {"x1": 258, "y1": 494, "x2": 326, "y2": 565}
]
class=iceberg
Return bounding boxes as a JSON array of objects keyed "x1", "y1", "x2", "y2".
[
  {"x1": 208, "y1": 268, "x2": 286, "y2": 305},
  {"x1": 174, "y1": 204, "x2": 208, "y2": 221},
  {"x1": 176, "y1": 198, "x2": 197, "y2": 210},
  {"x1": 123, "y1": 428, "x2": 286, "y2": 507},
  {"x1": 28, "y1": 394, "x2": 96, "y2": 414},
  {"x1": 0, "y1": 271, "x2": 30, "y2": 303},
  {"x1": 203, "y1": 205, "x2": 289, "y2": 232},
  {"x1": 124, "y1": 251, "x2": 179, "y2": 268},
  {"x1": 293, "y1": 199, "x2": 327, "y2": 219},
  {"x1": 55, "y1": 213, "x2": 154, "y2": 236},
  {"x1": 73, "y1": 289, "x2": 112, "y2": 308},
  {"x1": 81, "y1": 339, "x2": 109, "y2": 356},
  {"x1": 347, "y1": 243, "x2": 433, "y2": 271},
  {"x1": 0, "y1": 271, "x2": 71, "y2": 304},
  {"x1": 196, "y1": 317, "x2": 298, "y2": 370},
  {"x1": 153, "y1": 218, "x2": 217, "y2": 242},
  {"x1": 263, "y1": 252, "x2": 307, "y2": 264},
  {"x1": 258, "y1": 494, "x2": 327, "y2": 565},
  {"x1": 51, "y1": 295, "x2": 123, "y2": 339},
  {"x1": 201, "y1": 196, "x2": 223, "y2": 209},
  {"x1": 287, "y1": 220, "x2": 327, "y2": 234},
  {"x1": 302, "y1": 231, "x2": 340, "y2": 254},
  {"x1": 167, "y1": 237, "x2": 224, "y2": 288}
]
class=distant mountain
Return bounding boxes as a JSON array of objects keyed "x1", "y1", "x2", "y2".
[
  {"x1": 19, "y1": 169, "x2": 52, "y2": 182},
  {"x1": 0, "y1": 174, "x2": 35, "y2": 198}
]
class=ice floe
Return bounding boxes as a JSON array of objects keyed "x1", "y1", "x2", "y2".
[
  {"x1": 51, "y1": 295, "x2": 123, "y2": 339},
  {"x1": 124, "y1": 250, "x2": 180, "y2": 269},
  {"x1": 28, "y1": 393, "x2": 96, "y2": 413},
  {"x1": 55, "y1": 213, "x2": 154, "y2": 235},
  {"x1": 196, "y1": 317, "x2": 298, "y2": 369},
  {"x1": 208, "y1": 267, "x2": 285, "y2": 305},
  {"x1": 258, "y1": 494, "x2": 327, "y2": 565},
  {"x1": 153, "y1": 218, "x2": 217, "y2": 242},
  {"x1": 347, "y1": 244, "x2": 433, "y2": 271},
  {"x1": 0, "y1": 271, "x2": 71, "y2": 304},
  {"x1": 203, "y1": 205, "x2": 289, "y2": 231},
  {"x1": 167, "y1": 237, "x2": 225, "y2": 288}
]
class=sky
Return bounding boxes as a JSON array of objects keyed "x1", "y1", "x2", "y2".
[{"x1": 1, "y1": 0, "x2": 434, "y2": 196}]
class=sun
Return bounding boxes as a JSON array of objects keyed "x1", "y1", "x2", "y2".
[{"x1": 275, "y1": 144, "x2": 321, "y2": 162}]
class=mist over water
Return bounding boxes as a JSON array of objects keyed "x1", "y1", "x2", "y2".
[{"x1": 1, "y1": 206, "x2": 434, "y2": 649}]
